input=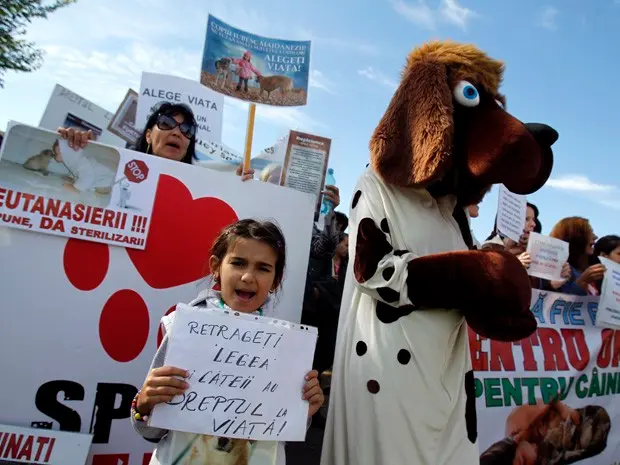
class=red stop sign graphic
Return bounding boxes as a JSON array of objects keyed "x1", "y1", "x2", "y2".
[{"x1": 124, "y1": 159, "x2": 149, "y2": 183}]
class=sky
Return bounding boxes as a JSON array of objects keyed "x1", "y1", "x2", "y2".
[{"x1": 0, "y1": 0, "x2": 619, "y2": 242}]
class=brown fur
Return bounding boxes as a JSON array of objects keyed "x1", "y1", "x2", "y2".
[
  {"x1": 23, "y1": 149, "x2": 54, "y2": 175},
  {"x1": 370, "y1": 40, "x2": 554, "y2": 206},
  {"x1": 256, "y1": 75, "x2": 293, "y2": 99}
]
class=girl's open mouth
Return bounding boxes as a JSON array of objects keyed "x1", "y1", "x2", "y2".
[{"x1": 235, "y1": 290, "x2": 256, "y2": 301}]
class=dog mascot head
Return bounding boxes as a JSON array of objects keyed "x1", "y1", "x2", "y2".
[{"x1": 370, "y1": 41, "x2": 557, "y2": 206}]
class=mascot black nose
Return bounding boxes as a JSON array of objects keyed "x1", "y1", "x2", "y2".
[
  {"x1": 218, "y1": 437, "x2": 229, "y2": 448},
  {"x1": 525, "y1": 123, "x2": 559, "y2": 147}
]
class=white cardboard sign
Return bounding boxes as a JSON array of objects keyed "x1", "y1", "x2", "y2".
[
  {"x1": 39, "y1": 84, "x2": 125, "y2": 148},
  {"x1": 150, "y1": 305, "x2": 317, "y2": 441},
  {"x1": 526, "y1": 232, "x2": 569, "y2": 281},
  {"x1": 496, "y1": 184, "x2": 527, "y2": 243},
  {"x1": 136, "y1": 73, "x2": 224, "y2": 154},
  {"x1": 0, "y1": 123, "x2": 158, "y2": 249},
  {"x1": 596, "y1": 257, "x2": 620, "y2": 329},
  {"x1": 0, "y1": 423, "x2": 93, "y2": 465}
]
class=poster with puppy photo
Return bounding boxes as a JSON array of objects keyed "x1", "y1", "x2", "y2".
[
  {"x1": 0, "y1": 122, "x2": 159, "y2": 249},
  {"x1": 201, "y1": 15, "x2": 311, "y2": 107}
]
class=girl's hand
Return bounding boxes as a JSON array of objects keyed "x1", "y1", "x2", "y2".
[
  {"x1": 57, "y1": 127, "x2": 94, "y2": 150},
  {"x1": 235, "y1": 163, "x2": 255, "y2": 181},
  {"x1": 518, "y1": 252, "x2": 531, "y2": 269},
  {"x1": 136, "y1": 366, "x2": 189, "y2": 415},
  {"x1": 302, "y1": 370, "x2": 324, "y2": 417},
  {"x1": 576, "y1": 264, "x2": 606, "y2": 290}
]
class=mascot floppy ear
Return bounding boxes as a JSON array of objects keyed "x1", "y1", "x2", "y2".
[{"x1": 370, "y1": 59, "x2": 453, "y2": 187}]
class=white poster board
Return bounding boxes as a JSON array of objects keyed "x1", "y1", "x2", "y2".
[
  {"x1": 0, "y1": 156, "x2": 314, "y2": 465},
  {"x1": 39, "y1": 84, "x2": 125, "y2": 147},
  {"x1": 525, "y1": 232, "x2": 569, "y2": 281},
  {"x1": 0, "y1": 123, "x2": 158, "y2": 249},
  {"x1": 150, "y1": 305, "x2": 317, "y2": 441},
  {"x1": 596, "y1": 257, "x2": 620, "y2": 329},
  {"x1": 496, "y1": 184, "x2": 527, "y2": 243},
  {"x1": 0, "y1": 423, "x2": 92, "y2": 465},
  {"x1": 136, "y1": 73, "x2": 224, "y2": 156}
]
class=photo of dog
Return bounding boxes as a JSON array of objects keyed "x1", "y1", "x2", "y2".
[
  {"x1": 0, "y1": 124, "x2": 120, "y2": 209},
  {"x1": 215, "y1": 58, "x2": 232, "y2": 88},
  {"x1": 22, "y1": 149, "x2": 55, "y2": 176},
  {"x1": 480, "y1": 398, "x2": 611, "y2": 465},
  {"x1": 256, "y1": 75, "x2": 293, "y2": 101},
  {"x1": 174, "y1": 435, "x2": 251, "y2": 465}
]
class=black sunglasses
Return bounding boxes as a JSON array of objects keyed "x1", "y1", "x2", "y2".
[{"x1": 156, "y1": 113, "x2": 197, "y2": 139}]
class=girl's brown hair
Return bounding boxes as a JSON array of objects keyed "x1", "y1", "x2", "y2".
[
  {"x1": 549, "y1": 217, "x2": 594, "y2": 271},
  {"x1": 210, "y1": 219, "x2": 287, "y2": 291}
]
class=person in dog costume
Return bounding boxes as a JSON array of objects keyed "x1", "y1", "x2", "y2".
[{"x1": 321, "y1": 41, "x2": 558, "y2": 465}]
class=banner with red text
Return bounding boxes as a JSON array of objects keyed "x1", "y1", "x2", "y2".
[
  {"x1": 470, "y1": 290, "x2": 619, "y2": 465},
  {"x1": 0, "y1": 123, "x2": 157, "y2": 249},
  {"x1": 0, "y1": 423, "x2": 92, "y2": 465}
]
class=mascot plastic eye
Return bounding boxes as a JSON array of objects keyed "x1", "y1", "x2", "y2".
[{"x1": 453, "y1": 81, "x2": 480, "y2": 107}]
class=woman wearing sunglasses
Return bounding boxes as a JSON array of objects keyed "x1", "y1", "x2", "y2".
[{"x1": 57, "y1": 101, "x2": 255, "y2": 180}]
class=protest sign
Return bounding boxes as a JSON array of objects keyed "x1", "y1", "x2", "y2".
[
  {"x1": 201, "y1": 15, "x2": 311, "y2": 107},
  {"x1": 0, "y1": 424, "x2": 92, "y2": 465},
  {"x1": 0, "y1": 123, "x2": 158, "y2": 249},
  {"x1": 526, "y1": 232, "x2": 569, "y2": 281},
  {"x1": 496, "y1": 184, "x2": 527, "y2": 242},
  {"x1": 136, "y1": 72, "x2": 224, "y2": 155},
  {"x1": 471, "y1": 289, "x2": 620, "y2": 465},
  {"x1": 194, "y1": 135, "x2": 289, "y2": 186},
  {"x1": 0, "y1": 154, "x2": 314, "y2": 465},
  {"x1": 596, "y1": 257, "x2": 620, "y2": 329},
  {"x1": 150, "y1": 305, "x2": 317, "y2": 441},
  {"x1": 39, "y1": 84, "x2": 125, "y2": 147},
  {"x1": 280, "y1": 130, "x2": 331, "y2": 218},
  {"x1": 107, "y1": 89, "x2": 140, "y2": 146}
]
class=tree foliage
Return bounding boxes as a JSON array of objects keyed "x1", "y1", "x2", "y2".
[{"x1": 0, "y1": 0, "x2": 77, "y2": 87}]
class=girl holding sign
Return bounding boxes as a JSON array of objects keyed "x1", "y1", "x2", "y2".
[{"x1": 131, "y1": 219, "x2": 324, "y2": 465}]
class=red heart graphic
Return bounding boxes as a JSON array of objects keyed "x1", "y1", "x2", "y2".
[{"x1": 126, "y1": 174, "x2": 238, "y2": 289}]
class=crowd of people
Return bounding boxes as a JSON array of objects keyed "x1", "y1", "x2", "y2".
[
  {"x1": 53, "y1": 100, "x2": 619, "y2": 464},
  {"x1": 467, "y1": 202, "x2": 619, "y2": 297}
]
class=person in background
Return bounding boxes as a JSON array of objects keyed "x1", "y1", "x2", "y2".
[
  {"x1": 593, "y1": 235, "x2": 620, "y2": 265},
  {"x1": 549, "y1": 217, "x2": 606, "y2": 295},
  {"x1": 589, "y1": 235, "x2": 620, "y2": 293},
  {"x1": 483, "y1": 202, "x2": 540, "y2": 268},
  {"x1": 59, "y1": 102, "x2": 256, "y2": 181},
  {"x1": 465, "y1": 204, "x2": 481, "y2": 248},
  {"x1": 333, "y1": 233, "x2": 349, "y2": 282}
]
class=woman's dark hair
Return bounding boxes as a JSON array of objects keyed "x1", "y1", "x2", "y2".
[
  {"x1": 528, "y1": 202, "x2": 542, "y2": 233},
  {"x1": 594, "y1": 235, "x2": 620, "y2": 258},
  {"x1": 485, "y1": 202, "x2": 541, "y2": 240},
  {"x1": 210, "y1": 219, "x2": 287, "y2": 291},
  {"x1": 133, "y1": 102, "x2": 197, "y2": 164},
  {"x1": 550, "y1": 217, "x2": 594, "y2": 271}
]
